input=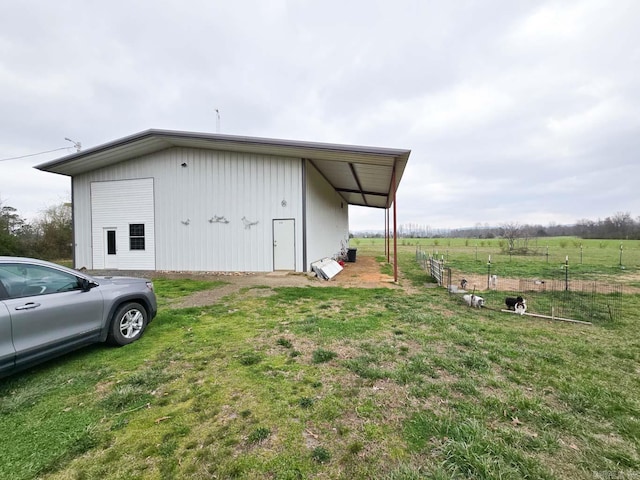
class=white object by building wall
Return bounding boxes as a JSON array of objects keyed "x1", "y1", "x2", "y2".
[
  {"x1": 72, "y1": 147, "x2": 304, "y2": 272},
  {"x1": 304, "y1": 161, "x2": 349, "y2": 265}
]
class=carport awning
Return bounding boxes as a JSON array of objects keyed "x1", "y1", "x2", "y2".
[{"x1": 36, "y1": 129, "x2": 411, "y2": 209}]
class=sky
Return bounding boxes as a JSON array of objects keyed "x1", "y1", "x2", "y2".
[{"x1": 1, "y1": 0, "x2": 639, "y2": 232}]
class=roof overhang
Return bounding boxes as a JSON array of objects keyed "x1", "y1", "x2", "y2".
[{"x1": 36, "y1": 129, "x2": 411, "y2": 209}]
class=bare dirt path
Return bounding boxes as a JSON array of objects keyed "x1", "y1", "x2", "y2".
[{"x1": 93, "y1": 255, "x2": 410, "y2": 309}]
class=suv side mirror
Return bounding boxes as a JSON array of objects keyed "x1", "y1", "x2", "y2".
[{"x1": 80, "y1": 278, "x2": 93, "y2": 292}]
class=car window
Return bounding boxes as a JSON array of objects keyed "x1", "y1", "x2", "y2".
[{"x1": 0, "y1": 264, "x2": 83, "y2": 299}]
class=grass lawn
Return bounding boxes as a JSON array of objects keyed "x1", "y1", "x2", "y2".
[{"x1": 1, "y1": 243, "x2": 640, "y2": 479}]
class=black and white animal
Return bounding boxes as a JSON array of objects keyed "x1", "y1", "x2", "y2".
[
  {"x1": 460, "y1": 278, "x2": 468, "y2": 290},
  {"x1": 505, "y1": 296, "x2": 526, "y2": 315},
  {"x1": 463, "y1": 294, "x2": 484, "y2": 308}
]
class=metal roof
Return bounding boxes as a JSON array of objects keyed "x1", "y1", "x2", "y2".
[{"x1": 36, "y1": 129, "x2": 411, "y2": 209}]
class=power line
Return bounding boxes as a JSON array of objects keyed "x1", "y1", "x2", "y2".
[{"x1": 0, "y1": 146, "x2": 71, "y2": 163}]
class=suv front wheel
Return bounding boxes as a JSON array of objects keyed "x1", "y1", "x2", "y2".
[{"x1": 107, "y1": 302, "x2": 148, "y2": 346}]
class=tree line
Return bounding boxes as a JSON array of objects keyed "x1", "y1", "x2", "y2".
[
  {"x1": 0, "y1": 200, "x2": 72, "y2": 260},
  {"x1": 358, "y1": 212, "x2": 640, "y2": 242},
  {"x1": 451, "y1": 212, "x2": 640, "y2": 241}
]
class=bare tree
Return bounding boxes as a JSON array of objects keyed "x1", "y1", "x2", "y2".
[
  {"x1": 499, "y1": 221, "x2": 533, "y2": 253},
  {"x1": 501, "y1": 222, "x2": 522, "y2": 251}
]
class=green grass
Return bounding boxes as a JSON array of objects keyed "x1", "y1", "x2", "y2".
[
  {"x1": 1, "y1": 243, "x2": 640, "y2": 479},
  {"x1": 311, "y1": 349, "x2": 338, "y2": 364},
  {"x1": 377, "y1": 255, "x2": 394, "y2": 276},
  {"x1": 151, "y1": 278, "x2": 228, "y2": 307}
]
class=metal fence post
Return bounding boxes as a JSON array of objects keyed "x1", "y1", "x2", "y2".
[
  {"x1": 620, "y1": 244, "x2": 623, "y2": 266},
  {"x1": 487, "y1": 255, "x2": 491, "y2": 290},
  {"x1": 564, "y1": 255, "x2": 569, "y2": 291}
]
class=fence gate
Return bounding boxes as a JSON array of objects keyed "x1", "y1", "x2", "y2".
[
  {"x1": 429, "y1": 256, "x2": 446, "y2": 286},
  {"x1": 416, "y1": 248, "x2": 451, "y2": 287}
]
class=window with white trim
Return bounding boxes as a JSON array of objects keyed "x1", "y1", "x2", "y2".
[{"x1": 129, "y1": 224, "x2": 145, "y2": 250}]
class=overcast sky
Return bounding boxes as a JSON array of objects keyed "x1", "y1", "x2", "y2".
[{"x1": 1, "y1": 0, "x2": 638, "y2": 231}]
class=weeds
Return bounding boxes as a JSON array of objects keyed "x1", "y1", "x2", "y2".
[
  {"x1": 277, "y1": 337, "x2": 293, "y2": 348},
  {"x1": 311, "y1": 349, "x2": 337, "y2": 363},
  {"x1": 298, "y1": 397, "x2": 315, "y2": 408},
  {"x1": 247, "y1": 427, "x2": 271, "y2": 444},
  {"x1": 238, "y1": 350, "x2": 263, "y2": 366},
  {"x1": 311, "y1": 446, "x2": 331, "y2": 463}
]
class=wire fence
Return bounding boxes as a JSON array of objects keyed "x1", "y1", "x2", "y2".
[
  {"x1": 516, "y1": 279, "x2": 623, "y2": 323},
  {"x1": 417, "y1": 248, "x2": 624, "y2": 323},
  {"x1": 407, "y1": 239, "x2": 640, "y2": 270}
]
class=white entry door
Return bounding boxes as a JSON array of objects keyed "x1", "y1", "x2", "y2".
[
  {"x1": 273, "y1": 219, "x2": 295, "y2": 271},
  {"x1": 104, "y1": 228, "x2": 118, "y2": 269}
]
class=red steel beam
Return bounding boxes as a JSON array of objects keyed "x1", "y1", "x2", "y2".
[{"x1": 392, "y1": 162, "x2": 398, "y2": 282}]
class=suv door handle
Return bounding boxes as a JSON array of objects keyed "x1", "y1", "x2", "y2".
[{"x1": 15, "y1": 302, "x2": 41, "y2": 310}]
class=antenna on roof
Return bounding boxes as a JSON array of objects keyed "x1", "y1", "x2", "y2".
[
  {"x1": 64, "y1": 137, "x2": 82, "y2": 152},
  {"x1": 215, "y1": 108, "x2": 221, "y2": 133}
]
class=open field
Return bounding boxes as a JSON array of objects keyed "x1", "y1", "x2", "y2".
[
  {"x1": 353, "y1": 236, "x2": 640, "y2": 286},
  {"x1": 1, "y1": 244, "x2": 640, "y2": 479},
  {"x1": 351, "y1": 236, "x2": 640, "y2": 274}
]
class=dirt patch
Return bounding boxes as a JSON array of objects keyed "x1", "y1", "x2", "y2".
[
  {"x1": 336, "y1": 255, "x2": 398, "y2": 287},
  {"x1": 450, "y1": 268, "x2": 640, "y2": 295}
]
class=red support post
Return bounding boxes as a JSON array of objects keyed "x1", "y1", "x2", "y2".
[
  {"x1": 385, "y1": 207, "x2": 390, "y2": 262},
  {"x1": 392, "y1": 162, "x2": 398, "y2": 282}
]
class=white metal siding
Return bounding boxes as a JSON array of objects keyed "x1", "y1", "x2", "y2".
[
  {"x1": 90, "y1": 179, "x2": 155, "y2": 270},
  {"x1": 72, "y1": 177, "x2": 93, "y2": 269},
  {"x1": 72, "y1": 148, "x2": 303, "y2": 272},
  {"x1": 305, "y1": 162, "x2": 349, "y2": 268}
]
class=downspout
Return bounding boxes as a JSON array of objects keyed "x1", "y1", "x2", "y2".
[{"x1": 392, "y1": 161, "x2": 398, "y2": 282}]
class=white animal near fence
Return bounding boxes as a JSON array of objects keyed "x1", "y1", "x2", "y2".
[{"x1": 463, "y1": 294, "x2": 484, "y2": 308}]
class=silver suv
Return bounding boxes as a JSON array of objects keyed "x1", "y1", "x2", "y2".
[{"x1": 0, "y1": 257, "x2": 157, "y2": 378}]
